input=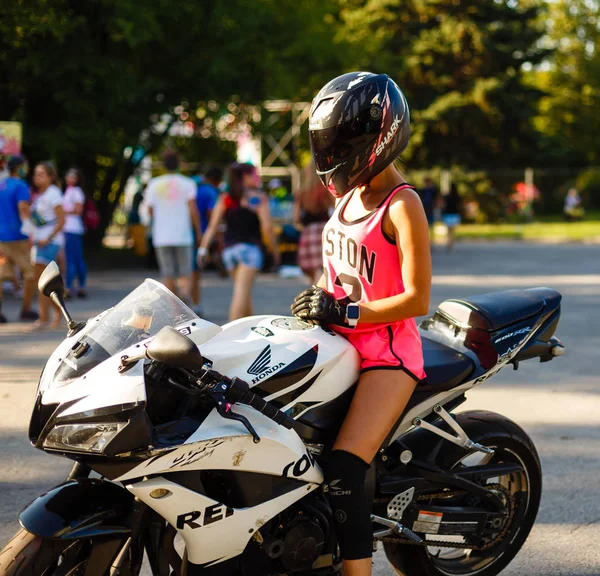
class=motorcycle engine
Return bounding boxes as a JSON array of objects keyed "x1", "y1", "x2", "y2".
[
  {"x1": 243, "y1": 505, "x2": 329, "y2": 575},
  {"x1": 279, "y1": 516, "x2": 325, "y2": 572}
]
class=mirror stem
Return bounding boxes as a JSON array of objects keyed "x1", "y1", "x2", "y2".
[{"x1": 50, "y1": 291, "x2": 84, "y2": 336}]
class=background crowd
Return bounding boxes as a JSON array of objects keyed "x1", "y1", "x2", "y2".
[
  {"x1": 1, "y1": 0, "x2": 598, "y2": 328},
  {"x1": 0, "y1": 148, "x2": 470, "y2": 328},
  {"x1": 0, "y1": 157, "x2": 96, "y2": 328}
]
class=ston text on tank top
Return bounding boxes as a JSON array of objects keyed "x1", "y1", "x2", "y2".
[{"x1": 322, "y1": 184, "x2": 419, "y2": 335}]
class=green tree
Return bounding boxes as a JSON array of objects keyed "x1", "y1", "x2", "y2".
[
  {"x1": 531, "y1": 0, "x2": 600, "y2": 166},
  {"x1": 337, "y1": 0, "x2": 550, "y2": 170},
  {"x1": 0, "y1": 0, "x2": 346, "y2": 242}
]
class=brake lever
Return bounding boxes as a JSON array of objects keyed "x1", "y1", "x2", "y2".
[{"x1": 214, "y1": 394, "x2": 261, "y2": 443}]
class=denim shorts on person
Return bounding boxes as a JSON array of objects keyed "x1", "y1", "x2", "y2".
[
  {"x1": 31, "y1": 242, "x2": 61, "y2": 266},
  {"x1": 221, "y1": 243, "x2": 263, "y2": 272},
  {"x1": 155, "y1": 245, "x2": 193, "y2": 278},
  {"x1": 442, "y1": 214, "x2": 461, "y2": 227}
]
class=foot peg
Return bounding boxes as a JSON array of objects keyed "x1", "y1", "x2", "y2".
[
  {"x1": 414, "y1": 405, "x2": 494, "y2": 456},
  {"x1": 371, "y1": 514, "x2": 424, "y2": 544}
]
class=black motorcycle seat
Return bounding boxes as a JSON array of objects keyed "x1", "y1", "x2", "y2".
[
  {"x1": 439, "y1": 287, "x2": 561, "y2": 331},
  {"x1": 418, "y1": 336, "x2": 475, "y2": 391}
]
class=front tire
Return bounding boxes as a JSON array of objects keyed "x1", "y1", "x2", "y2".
[
  {"x1": 0, "y1": 529, "x2": 141, "y2": 576},
  {"x1": 383, "y1": 411, "x2": 542, "y2": 576},
  {"x1": 0, "y1": 530, "x2": 71, "y2": 576}
]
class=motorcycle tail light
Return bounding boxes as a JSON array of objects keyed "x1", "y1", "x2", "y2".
[
  {"x1": 43, "y1": 422, "x2": 126, "y2": 453},
  {"x1": 464, "y1": 328, "x2": 498, "y2": 370}
]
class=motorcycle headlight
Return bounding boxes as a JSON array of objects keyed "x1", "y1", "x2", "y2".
[{"x1": 43, "y1": 422, "x2": 126, "y2": 453}]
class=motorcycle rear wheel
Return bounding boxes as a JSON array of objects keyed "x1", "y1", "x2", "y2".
[{"x1": 383, "y1": 410, "x2": 542, "y2": 576}]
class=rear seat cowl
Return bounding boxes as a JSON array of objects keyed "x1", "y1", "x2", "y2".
[
  {"x1": 438, "y1": 288, "x2": 561, "y2": 332},
  {"x1": 438, "y1": 300, "x2": 491, "y2": 330}
]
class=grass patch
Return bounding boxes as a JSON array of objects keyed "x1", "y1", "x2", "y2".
[{"x1": 450, "y1": 213, "x2": 600, "y2": 242}]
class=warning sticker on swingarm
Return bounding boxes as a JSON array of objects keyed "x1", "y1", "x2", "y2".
[{"x1": 412, "y1": 511, "x2": 443, "y2": 534}]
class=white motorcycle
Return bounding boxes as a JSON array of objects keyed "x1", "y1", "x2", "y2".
[{"x1": 0, "y1": 262, "x2": 565, "y2": 576}]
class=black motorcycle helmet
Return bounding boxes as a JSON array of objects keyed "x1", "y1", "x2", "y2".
[{"x1": 309, "y1": 71, "x2": 410, "y2": 198}]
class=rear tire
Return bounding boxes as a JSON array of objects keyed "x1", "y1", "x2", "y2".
[{"x1": 383, "y1": 411, "x2": 542, "y2": 576}]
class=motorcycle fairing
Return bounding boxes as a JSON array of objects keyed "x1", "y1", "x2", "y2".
[
  {"x1": 199, "y1": 315, "x2": 360, "y2": 415},
  {"x1": 115, "y1": 404, "x2": 323, "y2": 484},
  {"x1": 50, "y1": 354, "x2": 147, "y2": 417},
  {"x1": 37, "y1": 309, "x2": 110, "y2": 396},
  {"x1": 39, "y1": 316, "x2": 220, "y2": 413},
  {"x1": 127, "y1": 475, "x2": 318, "y2": 565},
  {"x1": 388, "y1": 302, "x2": 557, "y2": 443}
]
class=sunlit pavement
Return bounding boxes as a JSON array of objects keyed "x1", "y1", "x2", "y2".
[{"x1": 0, "y1": 242, "x2": 598, "y2": 575}]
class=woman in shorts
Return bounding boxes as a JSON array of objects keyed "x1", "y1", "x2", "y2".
[
  {"x1": 30, "y1": 162, "x2": 65, "y2": 329},
  {"x1": 442, "y1": 183, "x2": 462, "y2": 252},
  {"x1": 199, "y1": 163, "x2": 279, "y2": 321},
  {"x1": 291, "y1": 72, "x2": 431, "y2": 576},
  {"x1": 62, "y1": 167, "x2": 88, "y2": 298}
]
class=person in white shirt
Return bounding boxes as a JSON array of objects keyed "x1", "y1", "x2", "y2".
[
  {"x1": 62, "y1": 168, "x2": 88, "y2": 298},
  {"x1": 30, "y1": 162, "x2": 65, "y2": 329},
  {"x1": 144, "y1": 151, "x2": 201, "y2": 302}
]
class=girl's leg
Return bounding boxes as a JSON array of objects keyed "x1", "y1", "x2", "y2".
[
  {"x1": 50, "y1": 297, "x2": 62, "y2": 328},
  {"x1": 64, "y1": 233, "x2": 77, "y2": 291},
  {"x1": 329, "y1": 369, "x2": 418, "y2": 576},
  {"x1": 229, "y1": 264, "x2": 258, "y2": 321},
  {"x1": 34, "y1": 262, "x2": 50, "y2": 326},
  {"x1": 75, "y1": 234, "x2": 87, "y2": 290},
  {"x1": 57, "y1": 246, "x2": 66, "y2": 277},
  {"x1": 447, "y1": 225, "x2": 456, "y2": 252},
  {"x1": 78, "y1": 234, "x2": 87, "y2": 292}
]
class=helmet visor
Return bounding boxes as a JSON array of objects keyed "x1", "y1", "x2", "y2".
[{"x1": 310, "y1": 106, "x2": 383, "y2": 173}]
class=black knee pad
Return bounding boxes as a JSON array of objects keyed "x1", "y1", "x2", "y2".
[{"x1": 324, "y1": 450, "x2": 372, "y2": 560}]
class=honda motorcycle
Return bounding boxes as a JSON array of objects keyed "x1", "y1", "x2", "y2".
[{"x1": 0, "y1": 262, "x2": 564, "y2": 576}]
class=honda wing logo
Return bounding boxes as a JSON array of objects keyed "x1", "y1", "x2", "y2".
[
  {"x1": 247, "y1": 345, "x2": 285, "y2": 384},
  {"x1": 248, "y1": 345, "x2": 272, "y2": 375}
]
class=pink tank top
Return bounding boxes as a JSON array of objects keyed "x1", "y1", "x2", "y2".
[{"x1": 322, "y1": 184, "x2": 423, "y2": 341}]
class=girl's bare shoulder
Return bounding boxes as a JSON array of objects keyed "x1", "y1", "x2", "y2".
[{"x1": 389, "y1": 185, "x2": 422, "y2": 215}]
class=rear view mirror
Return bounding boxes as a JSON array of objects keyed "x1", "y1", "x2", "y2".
[
  {"x1": 147, "y1": 326, "x2": 204, "y2": 372},
  {"x1": 38, "y1": 261, "x2": 64, "y2": 298},
  {"x1": 37, "y1": 262, "x2": 83, "y2": 336}
]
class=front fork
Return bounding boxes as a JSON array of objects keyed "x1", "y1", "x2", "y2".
[
  {"x1": 67, "y1": 461, "x2": 92, "y2": 480},
  {"x1": 63, "y1": 462, "x2": 149, "y2": 576}
]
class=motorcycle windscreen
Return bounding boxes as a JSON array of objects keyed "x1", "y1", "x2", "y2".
[{"x1": 53, "y1": 279, "x2": 198, "y2": 385}]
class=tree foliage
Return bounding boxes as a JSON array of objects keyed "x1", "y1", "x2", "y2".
[
  {"x1": 337, "y1": 0, "x2": 550, "y2": 169},
  {"x1": 0, "y1": 0, "x2": 345, "y2": 239},
  {"x1": 0, "y1": 0, "x2": 597, "y2": 232},
  {"x1": 531, "y1": 0, "x2": 600, "y2": 166}
]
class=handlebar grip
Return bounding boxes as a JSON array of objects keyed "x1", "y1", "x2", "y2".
[
  {"x1": 243, "y1": 389, "x2": 296, "y2": 430},
  {"x1": 219, "y1": 377, "x2": 296, "y2": 429}
]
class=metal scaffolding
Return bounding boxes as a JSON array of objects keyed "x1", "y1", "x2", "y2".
[{"x1": 259, "y1": 100, "x2": 311, "y2": 194}]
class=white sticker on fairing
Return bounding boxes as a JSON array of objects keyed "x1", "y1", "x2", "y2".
[
  {"x1": 413, "y1": 510, "x2": 443, "y2": 534},
  {"x1": 494, "y1": 327, "x2": 531, "y2": 343},
  {"x1": 271, "y1": 318, "x2": 316, "y2": 331}
]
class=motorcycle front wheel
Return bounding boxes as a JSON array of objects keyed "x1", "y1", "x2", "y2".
[
  {"x1": 383, "y1": 410, "x2": 542, "y2": 576},
  {"x1": 0, "y1": 529, "x2": 141, "y2": 576}
]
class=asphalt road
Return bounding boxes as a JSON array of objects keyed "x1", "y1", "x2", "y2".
[{"x1": 0, "y1": 242, "x2": 598, "y2": 575}]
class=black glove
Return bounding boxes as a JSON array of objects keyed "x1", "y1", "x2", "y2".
[{"x1": 291, "y1": 287, "x2": 348, "y2": 326}]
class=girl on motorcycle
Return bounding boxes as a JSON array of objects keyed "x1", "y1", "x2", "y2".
[{"x1": 291, "y1": 72, "x2": 431, "y2": 576}]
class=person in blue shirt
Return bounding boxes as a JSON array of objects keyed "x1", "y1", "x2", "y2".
[
  {"x1": 190, "y1": 166, "x2": 221, "y2": 314},
  {"x1": 0, "y1": 155, "x2": 38, "y2": 322},
  {"x1": 419, "y1": 175, "x2": 439, "y2": 232}
]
